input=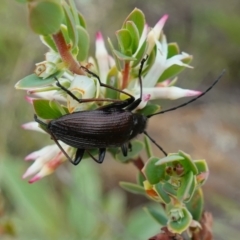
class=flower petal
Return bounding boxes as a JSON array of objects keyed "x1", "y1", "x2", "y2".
[
  {"x1": 146, "y1": 15, "x2": 168, "y2": 55},
  {"x1": 143, "y1": 86, "x2": 202, "y2": 100},
  {"x1": 22, "y1": 122, "x2": 46, "y2": 133},
  {"x1": 25, "y1": 145, "x2": 55, "y2": 161},
  {"x1": 95, "y1": 32, "x2": 109, "y2": 85}
]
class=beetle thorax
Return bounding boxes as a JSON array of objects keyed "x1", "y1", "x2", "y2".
[{"x1": 130, "y1": 113, "x2": 147, "y2": 138}]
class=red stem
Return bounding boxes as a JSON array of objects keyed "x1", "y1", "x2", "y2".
[
  {"x1": 132, "y1": 156, "x2": 145, "y2": 171},
  {"x1": 52, "y1": 31, "x2": 84, "y2": 75},
  {"x1": 122, "y1": 61, "x2": 130, "y2": 89}
]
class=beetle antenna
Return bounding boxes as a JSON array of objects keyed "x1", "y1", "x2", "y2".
[
  {"x1": 34, "y1": 114, "x2": 48, "y2": 127},
  {"x1": 147, "y1": 70, "x2": 225, "y2": 118},
  {"x1": 143, "y1": 131, "x2": 168, "y2": 156}
]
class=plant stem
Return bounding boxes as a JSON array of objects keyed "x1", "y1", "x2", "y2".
[
  {"x1": 52, "y1": 31, "x2": 84, "y2": 75},
  {"x1": 132, "y1": 156, "x2": 145, "y2": 171},
  {"x1": 122, "y1": 61, "x2": 130, "y2": 89}
]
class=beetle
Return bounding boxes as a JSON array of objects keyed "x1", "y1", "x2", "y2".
[{"x1": 34, "y1": 56, "x2": 224, "y2": 165}]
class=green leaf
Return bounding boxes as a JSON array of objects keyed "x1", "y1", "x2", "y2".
[
  {"x1": 116, "y1": 29, "x2": 132, "y2": 55},
  {"x1": 136, "y1": 171, "x2": 145, "y2": 187},
  {"x1": 125, "y1": 21, "x2": 139, "y2": 54},
  {"x1": 15, "y1": 74, "x2": 56, "y2": 89},
  {"x1": 154, "y1": 182, "x2": 171, "y2": 204},
  {"x1": 107, "y1": 38, "x2": 122, "y2": 71},
  {"x1": 162, "y1": 182, "x2": 177, "y2": 198},
  {"x1": 158, "y1": 55, "x2": 193, "y2": 82},
  {"x1": 113, "y1": 49, "x2": 136, "y2": 61},
  {"x1": 60, "y1": 24, "x2": 71, "y2": 45},
  {"x1": 28, "y1": 0, "x2": 64, "y2": 35},
  {"x1": 194, "y1": 159, "x2": 208, "y2": 173},
  {"x1": 144, "y1": 135, "x2": 153, "y2": 159},
  {"x1": 185, "y1": 188, "x2": 203, "y2": 221},
  {"x1": 115, "y1": 140, "x2": 144, "y2": 163},
  {"x1": 167, "y1": 43, "x2": 180, "y2": 58},
  {"x1": 68, "y1": 0, "x2": 80, "y2": 26},
  {"x1": 49, "y1": 99, "x2": 67, "y2": 116},
  {"x1": 177, "y1": 171, "x2": 195, "y2": 202},
  {"x1": 131, "y1": 41, "x2": 148, "y2": 68},
  {"x1": 155, "y1": 154, "x2": 185, "y2": 166},
  {"x1": 105, "y1": 66, "x2": 120, "y2": 99},
  {"x1": 144, "y1": 205, "x2": 168, "y2": 226},
  {"x1": 137, "y1": 103, "x2": 161, "y2": 117},
  {"x1": 63, "y1": 1, "x2": 78, "y2": 48},
  {"x1": 77, "y1": 11, "x2": 87, "y2": 28},
  {"x1": 142, "y1": 157, "x2": 166, "y2": 185},
  {"x1": 123, "y1": 8, "x2": 145, "y2": 36},
  {"x1": 119, "y1": 182, "x2": 146, "y2": 195},
  {"x1": 33, "y1": 99, "x2": 63, "y2": 119},
  {"x1": 76, "y1": 26, "x2": 89, "y2": 61},
  {"x1": 167, "y1": 207, "x2": 192, "y2": 234},
  {"x1": 178, "y1": 151, "x2": 198, "y2": 175},
  {"x1": 40, "y1": 35, "x2": 58, "y2": 52}
]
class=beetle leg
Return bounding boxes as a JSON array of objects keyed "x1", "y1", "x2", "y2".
[
  {"x1": 87, "y1": 149, "x2": 106, "y2": 164},
  {"x1": 121, "y1": 144, "x2": 128, "y2": 157},
  {"x1": 98, "y1": 148, "x2": 106, "y2": 163},
  {"x1": 128, "y1": 142, "x2": 132, "y2": 152},
  {"x1": 81, "y1": 66, "x2": 136, "y2": 108},
  {"x1": 73, "y1": 149, "x2": 85, "y2": 165},
  {"x1": 55, "y1": 78, "x2": 123, "y2": 104}
]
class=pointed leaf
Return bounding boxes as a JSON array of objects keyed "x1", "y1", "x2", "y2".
[
  {"x1": 178, "y1": 151, "x2": 198, "y2": 175},
  {"x1": 60, "y1": 24, "x2": 71, "y2": 45},
  {"x1": 194, "y1": 159, "x2": 208, "y2": 173},
  {"x1": 116, "y1": 29, "x2": 132, "y2": 55},
  {"x1": 119, "y1": 182, "x2": 146, "y2": 195},
  {"x1": 177, "y1": 171, "x2": 195, "y2": 202},
  {"x1": 155, "y1": 154, "x2": 185, "y2": 166},
  {"x1": 105, "y1": 66, "x2": 120, "y2": 99},
  {"x1": 162, "y1": 182, "x2": 177, "y2": 198},
  {"x1": 154, "y1": 182, "x2": 171, "y2": 204},
  {"x1": 167, "y1": 43, "x2": 180, "y2": 58},
  {"x1": 142, "y1": 157, "x2": 166, "y2": 184},
  {"x1": 113, "y1": 49, "x2": 136, "y2": 61},
  {"x1": 185, "y1": 188, "x2": 204, "y2": 221},
  {"x1": 125, "y1": 21, "x2": 139, "y2": 53},
  {"x1": 63, "y1": 2, "x2": 78, "y2": 48},
  {"x1": 49, "y1": 99, "x2": 67, "y2": 116},
  {"x1": 76, "y1": 26, "x2": 89, "y2": 61},
  {"x1": 158, "y1": 55, "x2": 193, "y2": 82},
  {"x1": 137, "y1": 103, "x2": 161, "y2": 116},
  {"x1": 131, "y1": 41, "x2": 148, "y2": 67},
  {"x1": 144, "y1": 205, "x2": 168, "y2": 226},
  {"x1": 40, "y1": 35, "x2": 58, "y2": 52},
  {"x1": 77, "y1": 11, "x2": 87, "y2": 28},
  {"x1": 107, "y1": 38, "x2": 122, "y2": 71},
  {"x1": 123, "y1": 8, "x2": 145, "y2": 36},
  {"x1": 15, "y1": 74, "x2": 56, "y2": 89},
  {"x1": 33, "y1": 99, "x2": 62, "y2": 119},
  {"x1": 136, "y1": 171, "x2": 145, "y2": 187}
]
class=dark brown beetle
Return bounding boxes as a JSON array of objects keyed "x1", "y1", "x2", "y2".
[{"x1": 35, "y1": 57, "x2": 224, "y2": 165}]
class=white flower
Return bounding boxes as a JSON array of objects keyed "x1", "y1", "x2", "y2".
[
  {"x1": 146, "y1": 14, "x2": 168, "y2": 55},
  {"x1": 22, "y1": 143, "x2": 69, "y2": 183},
  {"x1": 143, "y1": 35, "x2": 193, "y2": 88},
  {"x1": 67, "y1": 75, "x2": 97, "y2": 112}
]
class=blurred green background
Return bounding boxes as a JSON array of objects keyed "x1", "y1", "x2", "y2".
[{"x1": 0, "y1": 0, "x2": 240, "y2": 239}]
